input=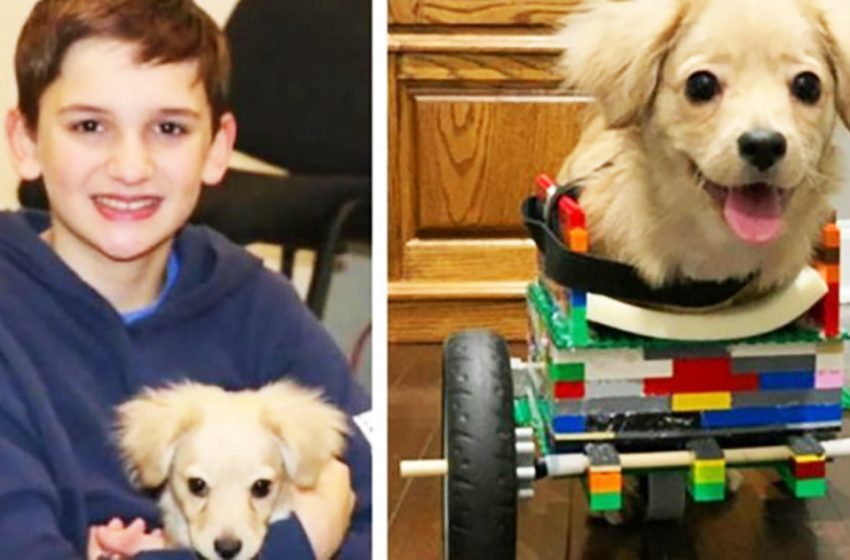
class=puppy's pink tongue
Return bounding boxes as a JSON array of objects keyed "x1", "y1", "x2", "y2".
[{"x1": 722, "y1": 183, "x2": 783, "y2": 245}]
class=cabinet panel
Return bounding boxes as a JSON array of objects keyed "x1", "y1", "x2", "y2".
[
  {"x1": 389, "y1": 13, "x2": 579, "y2": 341},
  {"x1": 414, "y1": 95, "x2": 586, "y2": 236},
  {"x1": 389, "y1": 0, "x2": 580, "y2": 26}
]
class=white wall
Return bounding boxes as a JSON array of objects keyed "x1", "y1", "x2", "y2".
[{"x1": 0, "y1": 0, "x2": 239, "y2": 209}]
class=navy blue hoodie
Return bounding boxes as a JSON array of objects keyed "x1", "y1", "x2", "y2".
[{"x1": 0, "y1": 210, "x2": 371, "y2": 559}]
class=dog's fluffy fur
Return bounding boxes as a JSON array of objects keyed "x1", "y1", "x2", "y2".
[
  {"x1": 115, "y1": 381, "x2": 349, "y2": 560},
  {"x1": 556, "y1": 0, "x2": 850, "y2": 297}
]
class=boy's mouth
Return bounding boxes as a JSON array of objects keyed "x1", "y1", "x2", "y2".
[
  {"x1": 92, "y1": 195, "x2": 162, "y2": 221},
  {"x1": 691, "y1": 163, "x2": 792, "y2": 245}
]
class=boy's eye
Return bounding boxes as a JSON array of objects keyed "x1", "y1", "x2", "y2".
[
  {"x1": 72, "y1": 119, "x2": 103, "y2": 133},
  {"x1": 156, "y1": 121, "x2": 187, "y2": 136}
]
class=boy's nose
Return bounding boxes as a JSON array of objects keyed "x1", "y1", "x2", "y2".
[{"x1": 106, "y1": 136, "x2": 153, "y2": 184}]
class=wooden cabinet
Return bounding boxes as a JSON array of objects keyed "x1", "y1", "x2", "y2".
[{"x1": 388, "y1": 0, "x2": 587, "y2": 342}]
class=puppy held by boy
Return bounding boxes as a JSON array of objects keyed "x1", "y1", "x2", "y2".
[
  {"x1": 556, "y1": 0, "x2": 850, "y2": 300},
  {"x1": 112, "y1": 381, "x2": 349, "y2": 560}
]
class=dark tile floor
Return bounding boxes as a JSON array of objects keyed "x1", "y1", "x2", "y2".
[{"x1": 389, "y1": 339, "x2": 850, "y2": 559}]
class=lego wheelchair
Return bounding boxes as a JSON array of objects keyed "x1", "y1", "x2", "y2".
[{"x1": 400, "y1": 175, "x2": 850, "y2": 560}]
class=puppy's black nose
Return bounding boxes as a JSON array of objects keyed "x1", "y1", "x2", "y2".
[
  {"x1": 738, "y1": 129, "x2": 787, "y2": 171},
  {"x1": 213, "y1": 536, "x2": 242, "y2": 559}
]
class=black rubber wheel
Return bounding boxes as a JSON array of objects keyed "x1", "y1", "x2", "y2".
[
  {"x1": 642, "y1": 471, "x2": 687, "y2": 521},
  {"x1": 442, "y1": 330, "x2": 517, "y2": 560}
]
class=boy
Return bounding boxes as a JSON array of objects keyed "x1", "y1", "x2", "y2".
[{"x1": 1, "y1": 0, "x2": 371, "y2": 558}]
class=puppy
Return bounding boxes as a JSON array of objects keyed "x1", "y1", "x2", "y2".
[
  {"x1": 555, "y1": 0, "x2": 850, "y2": 298},
  {"x1": 115, "y1": 381, "x2": 349, "y2": 560}
]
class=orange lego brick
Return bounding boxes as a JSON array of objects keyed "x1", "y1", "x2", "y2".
[
  {"x1": 821, "y1": 223, "x2": 840, "y2": 248},
  {"x1": 568, "y1": 228, "x2": 589, "y2": 253},
  {"x1": 589, "y1": 470, "x2": 623, "y2": 494},
  {"x1": 816, "y1": 263, "x2": 840, "y2": 284}
]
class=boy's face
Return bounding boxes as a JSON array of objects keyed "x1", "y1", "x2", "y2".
[{"x1": 7, "y1": 38, "x2": 235, "y2": 264}]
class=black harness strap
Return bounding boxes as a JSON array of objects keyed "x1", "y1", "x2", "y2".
[{"x1": 522, "y1": 195, "x2": 751, "y2": 308}]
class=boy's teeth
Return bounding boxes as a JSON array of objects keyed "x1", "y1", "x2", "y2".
[{"x1": 95, "y1": 196, "x2": 156, "y2": 211}]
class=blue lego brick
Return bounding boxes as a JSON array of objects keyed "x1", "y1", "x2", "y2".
[
  {"x1": 759, "y1": 371, "x2": 815, "y2": 390},
  {"x1": 702, "y1": 404, "x2": 842, "y2": 428},
  {"x1": 570, "y1": 290, "x2": 587, "y2": 308},
  {"x1": 552, "y1": 415, "x2": 587, "y2": 433}
]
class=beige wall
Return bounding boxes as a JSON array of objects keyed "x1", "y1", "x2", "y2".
[{"x1": 0, "y1": 0, "x2": 239, "y2": 210}]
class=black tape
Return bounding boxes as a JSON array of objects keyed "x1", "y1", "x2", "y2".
[{"x1": 522, "y1": 196, "x2": 751, "y2": 308}]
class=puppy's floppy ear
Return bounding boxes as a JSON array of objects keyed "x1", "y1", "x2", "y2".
[
  {"x1": 815, "y1": 0, "x2": 850, "y2": 128},
  {"x1": 259, "y1": 380, "x2": 349, "y2": 488},
  {"x1": 557, "y1": 0, "x2": 686, "y2": 127},
  {"x1": 115, "y1": 383, "x2": 203, "y2": 489}
]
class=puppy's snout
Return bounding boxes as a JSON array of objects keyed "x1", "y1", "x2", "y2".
[
  {"x1": 213, "y1": 536, "x2": 243, "y2": 559},
  {"x1": 737, "y1": 129, "x2": 787, "y2": 171}
]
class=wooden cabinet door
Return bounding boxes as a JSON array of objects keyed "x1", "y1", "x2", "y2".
[{"x1": 389, "y1": 0, "x2": 586, "y2": 342}]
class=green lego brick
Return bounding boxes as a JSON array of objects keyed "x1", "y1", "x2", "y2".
[
  {"x1": 689, "y1": 464, "x2": 726, "y2": 485},
  {"x1": 688, "y1": 481, "x2": 725, "y2": 502},
  {"x1": 570, "y1": 307, "x2": 590, "y2": 345},
  {"x1": 548, "y1": 360, "x2": 584, "y2": 382},
  {"x1": 514, "y1": 397, "x2": 532, "y2": 426},
  {"x1": 588, "y1": 491, "x2": 622, "y2": 512},
  {"x1": 842, "y1": 387, "x2": 850, "y2": 410},
  {"x1": 777, "y1": 465, "x2": 828, "y2": 498}
]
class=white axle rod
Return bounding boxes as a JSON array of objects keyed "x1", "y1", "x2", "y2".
[{"x1": 399, "y1": 437, "x2": 850, "y2": 479}]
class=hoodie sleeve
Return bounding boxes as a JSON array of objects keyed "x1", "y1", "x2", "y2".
[
  {"x1": 0, "y1": 340, "x2": 87, "y2": 558},
  {"x1": 255, "y1": 287, "x2": 372, "y2": 560},
  {"x1": 0, "y1": 431, "x2": 85, "y2": 559}
]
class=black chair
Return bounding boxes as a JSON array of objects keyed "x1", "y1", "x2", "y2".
[{"x1": 19, "y1": 0, "x2": 371, "y2": 319}]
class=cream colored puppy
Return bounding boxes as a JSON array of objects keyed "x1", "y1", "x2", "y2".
[
  {"x1": 557, "y1": 0, "x2": 850, "y2": 297},
  {"x1": 116, "y1": 381, "x2": 349, "y2": 560}
]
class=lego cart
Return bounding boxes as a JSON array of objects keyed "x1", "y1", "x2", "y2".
[{"x1": 400, "y1": 175, "x2": 850, "y2": 560}]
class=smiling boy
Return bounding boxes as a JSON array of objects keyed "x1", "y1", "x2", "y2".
[{"x1": 1, "y1": 1, "x2": 371, "y2": 559}]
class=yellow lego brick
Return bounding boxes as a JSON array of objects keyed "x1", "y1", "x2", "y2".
[
  {"x1": 672, "y1": 392, "x2": 731, "y2": 412},
  {"x1": 793, "y1": 454, "x2": 826, "y2": 464},
  {"x1": 692, "y1": 462, "x2": 726, "y2": 484}
]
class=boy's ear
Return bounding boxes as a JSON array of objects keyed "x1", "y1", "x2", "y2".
[
  {"x1": 5, "y1": 109, "x2": 42, "y2": 180},
  {"x1": 201, "y1": 112, "x2": 237, "y2": 186}
]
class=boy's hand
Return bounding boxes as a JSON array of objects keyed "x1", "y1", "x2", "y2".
[
  {"x1": 88, "y1": 517, "x2": 167, "y2": 559},
  {"x1": 293, "y1": 459, "x2": 356, "y2": 560}
]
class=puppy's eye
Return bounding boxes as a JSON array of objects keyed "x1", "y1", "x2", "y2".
[
  {"x1": 251, "y1": 479, "x2": 272, "y2": 498},
  {"x1": 791, "y1": 71, "x2": 821, "y2": 104},
  {"x1": 685, "y1": 71, "x2": 721, "y2": 103},
  {"x1": 187, "y1": 477, "x2": 209, "y2": 497}
]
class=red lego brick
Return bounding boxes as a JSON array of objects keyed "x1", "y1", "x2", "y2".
[
  {"x1": 668, "y1": 357, "x2": 758, "y2": 393},
  {"x1": 792, "y1": 459, "x2": 826, "y2": 479},
  {"x1": 535, "y1": 173, "x2": 556, "y2": 200},
  {"x1": 554, "y1": 381, "x2": 585, "y2": 399},
  {"x1": 644, "y1": 378, "x2": 673, "y2": 395},
  {"x1": 824, "y1": 285, "x2": 839, "y2": 337},
  {"x1": 558, "y1": 196, "x2": 586, "y2": 230}
]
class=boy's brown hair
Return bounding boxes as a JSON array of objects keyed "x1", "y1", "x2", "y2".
[{"x1": 15, "y1": 0, "x2": 231, "y2": 131}]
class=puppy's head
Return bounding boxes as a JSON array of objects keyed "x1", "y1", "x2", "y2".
[
  {"x1": 116, "y1": 381, "x2": 349, "y2": 560},
  {"x1": 560, "y1": 0, "x2": 850, "y2": 249}
]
